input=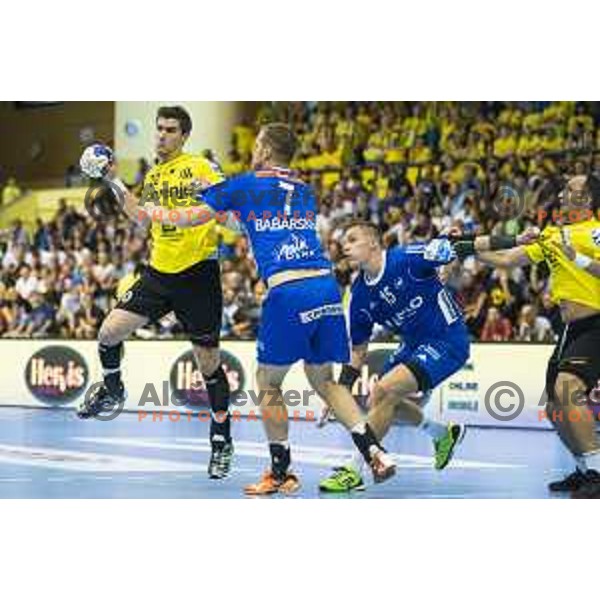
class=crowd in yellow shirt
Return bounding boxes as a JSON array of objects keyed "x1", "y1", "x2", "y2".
[{"x1": 222, "y1": 102, "x2": 598, "y2": 200}]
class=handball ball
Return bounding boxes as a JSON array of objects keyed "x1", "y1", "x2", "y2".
[{"x1": 80, "y1": 143, "x2": 114, "y2": 179}]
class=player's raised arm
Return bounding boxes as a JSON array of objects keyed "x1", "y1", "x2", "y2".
[
  {"x1": 404, "y1": 238, "x2": 458, "y2": 275},
  {"x1": 79, "y1": 144, "x2": 153, "y2": 228}
]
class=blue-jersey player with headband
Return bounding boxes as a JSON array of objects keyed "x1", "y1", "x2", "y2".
[{"x1": 151, "y1": 123, "x2": 396, "y2": 495}]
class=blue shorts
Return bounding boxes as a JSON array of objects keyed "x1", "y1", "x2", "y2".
[
  {"x1": 257, "y1": 275, "x2": 350, "y2": 366},
  {"x1": 384, "y1": 326, "x2": 470, "y2": 392}
]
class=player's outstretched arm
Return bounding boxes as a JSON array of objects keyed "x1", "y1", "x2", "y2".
[
  {"x1": 147, "y1": 202, "x2": 217, "y2": 230},
  {"x1": 79, "y1": 144, "x2": 151, "y2": 229},
  {"x1": 448, "y1": 227, "x2": 538, "y2": 268},
  {"x1": 108, "y1": 178, "x2": 152, "y2": 228},
  {"x1": 474, "y1": 246, "x2": 532, "y2": 269}
]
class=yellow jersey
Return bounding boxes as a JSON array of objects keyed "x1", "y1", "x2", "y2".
[
  {"x1": 524, "y1": 219, "x2": 600, "y2": 310},
  {"x1": 142, "y1": 153, "x2": 224, "y2": 273}
]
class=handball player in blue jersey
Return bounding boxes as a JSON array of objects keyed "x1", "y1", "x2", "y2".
[
  {"x1": 148, "y1": 123, "x2": 396, "y2": 494},
  {"x1": 318, "y1": 220, "x2": 540, "y2": 492}
]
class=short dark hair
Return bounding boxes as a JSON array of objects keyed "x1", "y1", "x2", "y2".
[
  {"x1": 260, "y1": 122, "x2": 297, "y2": 165},
  {"x1": 341, "y1": 219, "x2": 382, "y2": 245},
  {"x1": 156, "y1": 106, "x2": 192, "y2": 136}
]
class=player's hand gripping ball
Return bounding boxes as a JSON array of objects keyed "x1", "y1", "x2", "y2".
[{"x1": 80, "y1": 144, "x2": 114, "y2": 179}]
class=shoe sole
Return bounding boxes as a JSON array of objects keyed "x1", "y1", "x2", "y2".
[{"x1": 319, "y1": 483, "x2": 366, "y2": 493}]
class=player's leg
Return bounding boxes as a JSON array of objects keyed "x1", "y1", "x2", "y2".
[
  {"x1": 304, "y1": 362, "x2": 394, "y2": 483},
  {"x1": 77, "y1": 308, "x2": 149, "y2": 418},
  {"x1": 369, "y1": 338, "x2": 468, "y2": 468},
  {"x1": 243, "y1": 283, "x2": 304, "y2": 495},
  {"x1": 305, "y1": 278, "x2": 395, "y2": 489},
  {"x1": 244, "y1": 363, "x2": 301, "y2": 495},
  {"x1": 552, "y1": 320, "x2": 600, "y2": 497},
  {"x1": 173, "y1": 260, "x2": 234, "y2": 479},
  {"x1": 78, "y1": 267, "x2": 167, "y2": 418},
  {"x1": 545, "y1": 324, "x2": 600, "y2": 494}
]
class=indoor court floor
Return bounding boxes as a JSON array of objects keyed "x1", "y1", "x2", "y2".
[{"x1": 0, "y1": 406, "x2": 575, "y2": 499}]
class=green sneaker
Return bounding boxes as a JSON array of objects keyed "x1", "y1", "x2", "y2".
[
  {"x1": 434, "y1": 423, "x2": 466, "y2": 470},
  {"x1": 319, "y1": 466, "x2": 366, "y2": 493}
]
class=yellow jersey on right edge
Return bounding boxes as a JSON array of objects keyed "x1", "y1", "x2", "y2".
[{"x1": 524, "y1": 219, "x2": 600, "y2": 310}]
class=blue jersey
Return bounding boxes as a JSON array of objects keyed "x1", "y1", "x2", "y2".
[
  {"x1": 350, "y1": 243, "x2": 466, "y2": 347},
  {"x1": 199, "y1": 168, "x2": 330, "y2": 280}
]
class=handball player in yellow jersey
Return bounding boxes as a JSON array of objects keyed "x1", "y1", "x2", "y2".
[
  {"x1": 478, "y1": 174, "x2": 600, "y2": 498},
  {"x1": 78, "y1": 106, "x2": 235, "y2": 479}
]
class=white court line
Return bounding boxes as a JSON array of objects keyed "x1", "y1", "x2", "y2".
[
  {"x1": 74, "y1": 436, "x2": 523, "y2": 470},
  {"x1": 0, "y1": 442, "x2": 205, "y2": 473}
]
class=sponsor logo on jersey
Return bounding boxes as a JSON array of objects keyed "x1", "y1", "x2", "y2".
[
  {"x1": 299, "y1": 303, "x2": 344, "y2": 324},
  {"x1": 255, "y1": 217, "x2": 316, "y2": 232},
  {"x1": 383, "y1": 296, "x2": 424, "y2": 329},
  {"x1": 273, "y1": 234, "x2": 317, "y2": 262}
]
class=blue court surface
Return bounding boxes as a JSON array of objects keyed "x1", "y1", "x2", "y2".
[{"x1": 0, "y1": 406, "x2": 576, "y2": 498}]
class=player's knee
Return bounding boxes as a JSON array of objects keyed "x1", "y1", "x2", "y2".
[
  {"x1": 256, "y1": 366, "x2": 283, "y2": 391},
  {"x1": 256, "y1": 366, "x2": 272, "y2": 390},
  {"x1": 311, "y1": 379, "x2": 334, "y2": 400},
  {"x1": 193, "y1": 346, "x2": 220, "y2": 376},
  {"x1": 98, "y1": 319, "x2": 125, "y2": 347},
  {"x1": 370, "y1": 382, "x2": 389, "y2": 406}
]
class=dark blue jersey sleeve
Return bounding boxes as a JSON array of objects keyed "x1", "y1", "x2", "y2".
[{"x1": 198, "y1": 175, "x2": 249, "y2": 213}]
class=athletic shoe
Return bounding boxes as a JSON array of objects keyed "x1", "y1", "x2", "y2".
[
  {"x1": 208, "y1": 441, "x2": 234, "y2": 479},
  {"x1": 319, "y1": 466, "x2": 365, "y2": 493},
  {"x1": 244, "y1": 470, "x2": 301, "y2": 495},
  {"x1": 77, "y1": 382, "x2": 126, "y2": 419},
  {"x1": 370, "y1": 448, "x2": 396, "y2": 484},
  {"x1": 571, "y1": 470, "x2": 600, "y2": 499},
  {"x1": 548, "y1": 469, "x2": 589, "y2": 493},
  {"x1": 434, "y1": 423, "x2": 466, "y2": 470}
]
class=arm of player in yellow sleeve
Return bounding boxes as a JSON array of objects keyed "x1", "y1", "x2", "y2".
[
  {"x1": 549, "y1": 237, "x2": 600, "y2": 279},
  {"x1": 476, "y1": 245, "x2": 534, "y2": 269}
]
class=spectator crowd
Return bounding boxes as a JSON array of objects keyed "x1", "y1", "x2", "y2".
[{"x1": 3, "y1": 101, "x2": 600, "y2": 343}]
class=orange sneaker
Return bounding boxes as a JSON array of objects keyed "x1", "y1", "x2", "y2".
[
  {"x1": 278, "y1": 473, "x2": 301, "y2": 495},
  {"x1": 243, "y1": 470, "x2": 301, "y2": 496},
  {"x1": 370, "y1": 449, "x2": 396, "y2": 484},
  {"x1": 244, "y1": 471, "x2": 281, "y2": 495}
]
